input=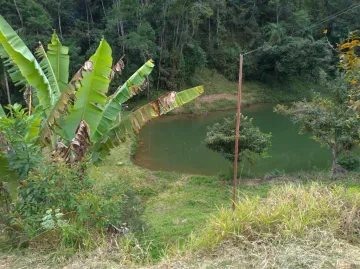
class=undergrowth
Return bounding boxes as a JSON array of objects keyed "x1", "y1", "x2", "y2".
[{"x1": 180, "y1": 183, "x2": 360, "y2": 254}]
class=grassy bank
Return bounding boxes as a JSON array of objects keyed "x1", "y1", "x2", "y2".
[
  {"x1": 3, "y1": 137, "x2": 360, "y2": 268},
  {"x1": 128, "y1": 69, "x2": 321, "y2": 114}
]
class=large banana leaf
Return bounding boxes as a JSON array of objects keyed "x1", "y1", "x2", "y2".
[
  {"x1": 92, "y1": 59, "x2": 154, "y2": 141},
  {"x1": 92, "y1": 86, "x2": 204, "y2": 162},
  {"x1": 0, "y1": 15, "x2": 53, "y2": 112},
  {"x1": 39, "y1": 59, "x2": 95, "y2": 147},
  {"x1": 0, "y1": 44, "x2": 26, "y2": 87},
  {"x1": 35, "y1": 43, "x2": 61, "y2": 104},
  {"x1": 63, "y1": 39, "x2": 112, "y2": 139},
  {"x1": 25, "y1": 106, "x2": 44, "y2": 142},
  {"x1": 0, "y1": 104, "x2": 5, "y2": 118},
  {"x1": 47, "y1": 33, "x2": 69, "y2": 92}
]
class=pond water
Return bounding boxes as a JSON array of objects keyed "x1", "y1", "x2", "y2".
[{"x1": 133, "y1": 104, "x2": 332, "y2": 176}]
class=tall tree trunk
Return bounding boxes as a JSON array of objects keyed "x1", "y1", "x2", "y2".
[
  {"x1": 85, "y1": 0, "x2": 91, "y2": 47},
  {"x1": 88, "y1": 0, "x2": 94, "y2": 24},
  {"x1": 112, "y1": 0, "x2": 121, "y2": 37},
  {"x1": 157, "y1": 3, "x2": 168, "y2": 91},
  {"x1": 216, "y1": 7, "x2": 220, "y2": 46},
  {"x1": 100, "y1": 0, "x2": 107, "y2": 19},
  {"x1": 13, "y1": 0, "x2": 23, "y2": 29},
  {"x1": 120, "y1": 21, "x2": 125, "y2": 54},
  {"x1": 208, "y1": 18, "x2": 211, "y2": 43},
  {"x1": 58, "y1": 1, "x2": 63, "y2": 40}
]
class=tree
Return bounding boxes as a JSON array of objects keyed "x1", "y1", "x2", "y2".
[
  {"x1": 275, "y1": 73, "x2": 360, "y2": 178},
  {"x1": 205, "y1": 115, "x2": 271, "y2": 166},
  {"x1": 276, "y1": 31, "x2": 360, "y2": 178},
  {"x1": 0, "y1": 16, "x2": 204, "y2": 174},
  {"x1": 338, "y1": 31, "x2": 360, "y2": 110}
]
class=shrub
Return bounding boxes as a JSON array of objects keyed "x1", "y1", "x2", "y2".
[
  {"x1": 0, "y1": 104, "x2": 43, "y2": 179},
  {"x1": 338, "y1": 151, "x2": 360, "y2": 171},
  {"x1": 6, "y1": 162, "x2": 143, "y2": 250},
  {"x1": 190, "y1": 183, "x2": 360, "y2": 251}
]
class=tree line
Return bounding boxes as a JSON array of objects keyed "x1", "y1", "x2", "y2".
[{"x1": 0, "y1": 0, "x2": 359, "y2": 105}]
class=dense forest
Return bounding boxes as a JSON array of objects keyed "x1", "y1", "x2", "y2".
[{"x1": 1, "y1": 0, "x2": 360, "y2": 105}]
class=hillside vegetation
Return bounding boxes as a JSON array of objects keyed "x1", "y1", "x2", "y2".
[
  {"x1": 2, "y1": 140, "x2": 360, "y2": 268},
  {"x1": 1, "y1": 1, "x2": 360, "y2": 268},
  {"x1": 1, "y1": 0, "x2": 359, "y2": 105}
]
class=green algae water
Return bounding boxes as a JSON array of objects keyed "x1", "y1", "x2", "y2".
[{"x1": 133, "y1": 104, "x2": 332, "y2": 176}]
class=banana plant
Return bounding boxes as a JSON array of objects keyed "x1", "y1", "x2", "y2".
[{"x1": 0, "y1": 16, "x2": 204, "y2": 165}]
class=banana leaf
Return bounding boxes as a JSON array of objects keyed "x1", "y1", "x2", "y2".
[
  {"x1": 35, "y1": 43, "x2": 61, "y2": 104},
  {"x1": 0, "y1": 15, "x2": 52, "y2": 113},
  {"x1": 92, "y1": 59, "x2": 154, "y2": 141},
  {"x1": 0, "y1": 104, "x2": 5, "y2": 118},
  {"x1": 39, "y1": 60, "x2": 94, "y2": 147},
  {"x1": 92, "y1": 86, "x2": 204, "y2": 162},
  {"x1": 47, "y1": 33, "x2": 69, "y2": 92},
  {"x1": 63, "y1": 39, "x2": 112, "y2": 139}
]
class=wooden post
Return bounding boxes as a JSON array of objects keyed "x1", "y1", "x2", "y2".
[
  {"x1": 28, "y1": 87, "x2": 32, "y2": 116},
  {"x1": 233, "y1": 54, "x2": 243, "y2": 211},
  {"x1": 4, "y1": 71, "x2": 11, "y2": 106}
]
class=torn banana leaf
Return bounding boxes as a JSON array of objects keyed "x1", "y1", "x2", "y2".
[
  {"x1": 92, "y1": 85, "x2": 204, "y2": 162},
  {"x1": 92, "y1": 59, "x2": 154, "y2": 141}
]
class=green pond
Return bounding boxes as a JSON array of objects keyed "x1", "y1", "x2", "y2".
[{"x1": 133, "y1": 103, "x2": 332, "y2": 176}]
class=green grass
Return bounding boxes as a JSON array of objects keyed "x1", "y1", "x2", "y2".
[
  {"x1": 89, "y1": 139, "x2": 277, "y2": 259},
  {"x1": 198, "y1": 68, "x2": 321, "y2": 100},
  {"x1": 3, "y1": 137, "x2": 360, "y2": 268},
  {"x1": 89, "y1": 139, "x2": 360, "y2": 262},
  {"x1": 123, "y1": 68, "x2": 321, "y2": 115},
  {"x1": 189, "y1": 182, "x2": 360, "y2": 251}
]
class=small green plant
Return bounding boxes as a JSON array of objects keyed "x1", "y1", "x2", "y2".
[
  {"x1": 40, "y1": 208, "x2": 67, "y2": 230},
  {"x1": 6, "y1": 163, "x2": 144, "y2": 250},
  {"x1": 338, "y1": 151, "x2": 360, "y2": 171},
  {"x1": 0, "y1": 104, "x2": 43, "y2": 179}
]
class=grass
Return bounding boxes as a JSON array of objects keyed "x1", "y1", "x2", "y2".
[
  {"x1": 89, "y1": 139, "x2": 234, "y2": 259},
  {"x1": 3, "y1": 137, "x2": 360, "y2": 268},
  {"x1": 190, "y1": 183, "x2": 360, "y2": 251},
  {"x1": 137, "y1": 69, "x2": 321, "y2": 114},
  {"x1": 152, "y1": 181, "x2": 360, "y2": 269},
  {"x1": 88, "y1": 138, "x2": 279, "y2": 260},
  {"x1": 125, "y1": 68, "x2": 321, "y2": 115},
  {"x1": 89, "y1": 141, "x2": 360, "y2": 266},
  {"x1": 197, "y1": 68, "x2": 320, "y2": 99}
]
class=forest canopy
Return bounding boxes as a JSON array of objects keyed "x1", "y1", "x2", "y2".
[{"x1": 0, "y1": 0, "x2": 359, "y2": 105}]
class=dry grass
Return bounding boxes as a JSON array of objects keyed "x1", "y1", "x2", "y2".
[
  {"x1": 146, "y1": 183, "x2": 360, "y2": 269},
  {"x1": 149, "y1": 235, "x2": 360, "y2": 269},
  {"x1": 189, "y1": 183, "x2": 360, "y2": 251},
  {"x1": 0, "y1": 236, "x2": 150, "y2": 269},
  {"x1": 3, "y1": 182, "x2": 360, "y2": 268}
]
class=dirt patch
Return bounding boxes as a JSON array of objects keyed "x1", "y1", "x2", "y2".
[
  {"x1": 196, "y1": 93, "x2": 237, "y2": 104},
  {"x1": 173, "y1": 93, "x2": 238, "y2": 113},
  {"x1": 243, "y1": 179, "x2": 262, "y2": 186}
]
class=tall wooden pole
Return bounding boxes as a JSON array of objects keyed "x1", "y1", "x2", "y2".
[
  {"x1": 4, "y1": 71, "x2": 11, "y2": 106},
  {"x1": 233, "y1": 54, "x2": 243, "y2": 211}
]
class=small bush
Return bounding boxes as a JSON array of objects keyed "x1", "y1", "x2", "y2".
[
  {"x1": 338, "y1": 151, "x2": 360, "y2": 171},
  {"x1": 190, "y1": 183, "x2": 360, "y2": 251},
  {"x1": 6, "y1": 162, "x2": 144, "y2": 250}
]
